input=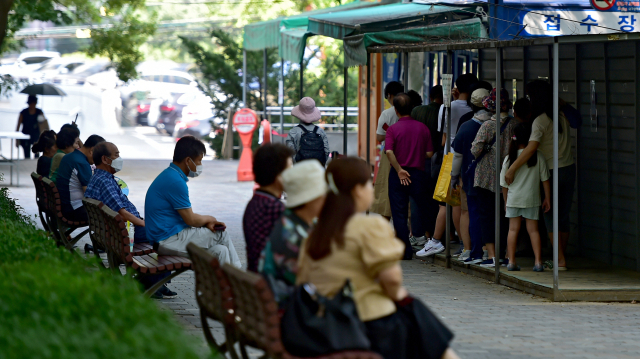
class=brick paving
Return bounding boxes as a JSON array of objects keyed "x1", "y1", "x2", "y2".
[{"x1": 5, "y1": 159, "x2": 640, "y2": 359}]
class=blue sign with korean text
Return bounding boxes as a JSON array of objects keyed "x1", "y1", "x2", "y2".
[{"x1": 522, "y1": 10, "x2": 640, "y2": 35}]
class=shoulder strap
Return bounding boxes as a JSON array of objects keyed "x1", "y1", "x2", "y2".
[
  {"x1": 312, "y1": 126, "x2": 319, "y2": 134},
  {"x1": 473, "y1": 118, "x2": 513, "y2": 165},
  {"x1": 297, "y1": 124, "x2": 310, "y2": 134}
]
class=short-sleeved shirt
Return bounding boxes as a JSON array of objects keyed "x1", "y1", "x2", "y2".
[
  {"x1": 145, "y1": 163, "x2": 192, "y2": 243},
  {"x1": 375, "y1": 107, "x2": 400, "y2": 142},
  {"x1": 56, "y1": 149, "x2": 92, "y2": 213},
  {"x1": 438, "y1": 100, "x2": 473, "y2": 150},
  {"x1": 452, "y1": 118, "x2": 482, "y2": 196},
  {"x1": 36, "y1": 156, "x2": 52, "y2": 178},
  {"x1": 296, "y1": 214, "x2": 404, "y2": 322},
  {"x1": 20, "y1": 108, "x2": 43, "y2": 139},
  {"x1": 530, "y1": 112, "x2": 574, "y2": 170},
  {"x1": 412, "y1": 102, "x2": 443, "y2": 154},
  {"x1": 259, "y1": 209, "x2": 310, "y2": 306},
  {"x1": 49, "y1": 150, "x2": 66, "y2": 183},
  {"x1": 85, "y1": 169, "x2": 141, "y2": 218},
  {"x1": 470, "y1": 114, "x2": 517, "y2": 192},
  {"x1": 243, "y1": 190, "x2": 285, "y2": 272},
  {"x1": 500, "y1": 150, "x2": 550, "y2": 208},
  {"x1": 385, "y1": 117, "x2": 433, "y2": 171}
]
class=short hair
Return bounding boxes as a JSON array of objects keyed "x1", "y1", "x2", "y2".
[
  {"x1": 92, "y1": 142, "x2": 114, "y2": 165},
  {"x1": 384, "y1": 81, "x2": 404, "y2": 98},
  {"x1": 27, "y1": 95, "x2": 37, "y2": 104},
  {"x1": 407, "y1": 90, "x2": 423, "y2": 109},
  {"x1": 469, "y1": 80, "x2": 492, "y2": 93},
  {"x1": 393, "y1": 93, "x2": 413, "y2": 117},
  {"x1": 173, "y1": 135, "x2": 206, "y2": 162},
  {"x1": 84, "y1": 134, "x2": 105, "y2": 148},
  {"x1": 60, "y1": 122, "x2": 79, "y2": 134},
  {"x1": 455, "y1": 73, "x2": 479, "y2": 94},
  {"x1": 430, "y1": 85, "x2": 443, "y2": 101},
  {"x1": 56, "y1": 127, "x2": 80, "y2": 149},
  {"x1": 514, "y1": 98, "x2": 531, "y2": 120},
  {"x1": 253, "y1": 144, "x2": 294, "y2": 187}
]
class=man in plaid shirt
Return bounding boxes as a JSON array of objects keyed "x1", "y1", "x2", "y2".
[{"x1": 243, "y1": 144, "x2": 294, "y2": 272}]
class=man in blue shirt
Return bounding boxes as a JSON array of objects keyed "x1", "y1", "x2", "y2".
[
  {"x1": 85, "y1": 141, "x2": 177, "y2": 299},
  {"x1": 56, "y1": 134, "x2": 105, "y2": 222},
  {"x1": 145, "y1": 136, "x2": 241, "y2": 267}
]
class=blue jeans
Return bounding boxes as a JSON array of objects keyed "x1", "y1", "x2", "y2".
[{"x1": 389, "y1": 167, "x2": 429, "y2": 259}]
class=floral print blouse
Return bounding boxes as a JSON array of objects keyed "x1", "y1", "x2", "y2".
[{"x1": 470, "y1": 112, "x2": 517, "y2": 192}]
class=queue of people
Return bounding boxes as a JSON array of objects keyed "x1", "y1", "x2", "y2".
[{"x1": 370, "y1": 77, "x2": 580, "y2": 272}]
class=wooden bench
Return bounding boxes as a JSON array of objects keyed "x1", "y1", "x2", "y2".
[
  {"x1": 82, "y1": 198, "x2": 153, "y2": 266},
  {"x1": 30, "y1": 172, "x2": 51, "y2": 231},
  {"x1": 41, "y1": 177, "x2": 89, "y2": 251},
  {"x1": 221, "y1": 264, "x2": 383, "y2": 359},
  {"x1": 186, "y1": 243, "x2": 239, "y2": 359},
  {"x1": 101, "y1": 204, "x2": 191, "y2": 296}
]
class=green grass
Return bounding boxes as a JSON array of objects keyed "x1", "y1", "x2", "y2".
[{"x1": 0, "y1": 186, "x2": 215, "y2": 359}]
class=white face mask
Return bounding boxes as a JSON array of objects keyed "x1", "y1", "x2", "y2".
[
  {"x1": 108, "y1": 156, "x2": 124, "y2": 173},
  {"x1": 188, "y1": 157, "x2": 203, "y2": 178}
]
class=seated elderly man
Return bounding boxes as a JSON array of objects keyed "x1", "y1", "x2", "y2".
[
  {"x1": 85, "y1": 141, "x2": 177, "y2": 299},
  {"x1": 145, "y1": 136, "x2": 241, "y2": 267}
]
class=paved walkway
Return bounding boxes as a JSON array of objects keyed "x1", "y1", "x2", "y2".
[{"x1": 3, "y1": 159, "x2": 640, "y2": 359}]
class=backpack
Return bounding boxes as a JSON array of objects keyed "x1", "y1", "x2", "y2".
[{"x1": 295, "y1": 124, "x2": 327, "y2": 165}]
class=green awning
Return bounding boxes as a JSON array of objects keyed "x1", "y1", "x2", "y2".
[
  {"x1": 243, "y1": 1, "x2": 381, "y2": 53},
  {"x1": 280, "y1": 27, "x2": 312, "y2": 64},
  {"x1": 343, "y1": 18, "x2": 488, "y2": 67},
  {"x1": 243, "y1": 18, "x2": 283, "y2": 51},
  {"x1": 308, "y1": 3, "x2": 472, "y2": 40}
]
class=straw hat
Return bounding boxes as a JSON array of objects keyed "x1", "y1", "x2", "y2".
[
  {"x1": 291, "y1": 97, "x2": 321, "y2": 124},
  {"x1": 282, "y1": 160, "x2": 327, "y2": 208}
]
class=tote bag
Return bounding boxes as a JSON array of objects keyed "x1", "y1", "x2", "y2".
[{"x1": 433, "y1": 153, "x2": 460, "y2": 206}]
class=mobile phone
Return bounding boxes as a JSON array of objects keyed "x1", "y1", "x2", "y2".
[{"x1": 214, "y1": 224, "x2": 226, "y2": 231}]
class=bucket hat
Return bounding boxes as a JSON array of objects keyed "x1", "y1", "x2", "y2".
[
  {"x1": 282, "y1": 160, "x2": 327, "y2": 208},
  {"x1": 291, "y1": 97, "x2": 321, "y2": 124}
]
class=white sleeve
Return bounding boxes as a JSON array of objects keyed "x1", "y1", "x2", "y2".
[
  {"x1": 437, "y1": 106, "x2": 449, "y2": 134},
  {"x1": 376, "y1": 111, "x2": 388, "y2": 136}
]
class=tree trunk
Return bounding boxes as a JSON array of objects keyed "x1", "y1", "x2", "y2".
[{"x1": 0, "y1": 0, "x2": 14, "y2": 53}]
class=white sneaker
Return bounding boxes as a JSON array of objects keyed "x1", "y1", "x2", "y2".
[
  {"x1": 416, "y1": 240, "x2": 438, "y2": 257},
  {"x1": 483, "y1": 250, "x2": 489, "y2": 261},
  {"x1": 417, "y1": 241, "x2": 445, "y2": 257},
  {"x1": 409, "y1": 235, "x2": 428, "y2": 248},
  {"x1": 458, "y1": 249, "x2": 471, "y2": 261}
]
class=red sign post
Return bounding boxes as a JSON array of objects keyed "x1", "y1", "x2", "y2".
[{"x1": 233, "y1": 108, "x2": 258, "y2": 182}]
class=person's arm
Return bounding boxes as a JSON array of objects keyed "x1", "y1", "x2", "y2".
[
  {"x1": 176, "y1": 207, "x2": 222, "y2": 229},
  {"x1": 505, "y1": 141, "x2": 539, "y2": 185},
  {"x1": 386, "y1": 150, "x2": 411, "y2": 185},
  {"x1": 541, "y1": 180, "x2": 551, "y2": 213},
  {"x1": 376, "y1": 134, "x2": 386, "y2": 143},
  {"x1": 426, "y1": 151, "x2": 434, "y2": 159},
  {"x1": 441, "y1": 348, "x2": 461, "y2": 359},
  {"x1": 16, "y1": 113, "x2": 22, "y2": 131},
  {"x1": 118, "y1": 208, "x2": 145, "y2": 227},
  {"x1": 378, "y1": 263, "x2": 408, "y2": 301},
  {"x1": 451, "y1": 151, "x2": 463, "y2": 176},
  {"x1": 321, "y1": 130, "x2": 330, "y2": 160}
]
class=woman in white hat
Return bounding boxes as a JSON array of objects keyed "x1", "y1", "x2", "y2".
[{"x1": 285, "y1": 97, "x2": 330, "y2": 166}]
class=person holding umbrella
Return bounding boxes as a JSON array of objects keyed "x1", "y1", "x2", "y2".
[{"x1": 15, "y1": 95, "x2": 48, "y2": 159}]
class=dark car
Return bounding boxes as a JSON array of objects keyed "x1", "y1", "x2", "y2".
[
  {"x1": 173, "y1": 117, "x2": 213, "y2": 140},
  {"x1": 156, "y1": 93, "x2": 185, "y2": 135}
]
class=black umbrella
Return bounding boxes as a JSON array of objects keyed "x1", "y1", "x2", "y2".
[{"x1": 20, "y1": 82, "x2": 67, "y2": 96}]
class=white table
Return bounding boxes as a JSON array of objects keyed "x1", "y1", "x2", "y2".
[{"x1": 0, "y1": 131, "x2": 32, "y2": 186}]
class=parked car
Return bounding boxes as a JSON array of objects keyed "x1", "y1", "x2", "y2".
[
  {"x1": 173, "y1": 116, "x2": 214, "y2": 140},
  {"x1": 155, "y1": 91, "x2": 207, "y2": 135},
  {"x1": 119, "y1": 69, "x2": 197, "y2": 104},
  {"x1": 0, "y1": 51, "x2": 61, "y2": 78},
  {"x1": 52, "y1": 61, "x2": 112, "y2": 86},
  {"x1": 29, "y1": 58, "x2": 84, "y2": 83}
]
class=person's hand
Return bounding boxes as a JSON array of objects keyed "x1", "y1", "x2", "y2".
[
  {"x1": 450, "y1": 175, "x2": 460, "y2": 190},
  {"x1": 206, "y1": 220, "x2": 226, "y2": 232},
  {"x1": 398, "y1": 169, "x2": 411, "y2": 186},
  {"x1": 505, "y1": 168, "x2": 516, "y2": 185},
  {"x1": 542, "y1": 198, "x2": 551, "y2": 213},
  {"x1": 452, "y1": 87, "x2": 460, "y2": 101}
]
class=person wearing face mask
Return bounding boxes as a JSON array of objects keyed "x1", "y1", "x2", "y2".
[
  {"x1": 85, "y1": 142, "x2": 178, "y2": 299},
  {"x1": 145, "y1": 136, "x2": 241, "y2": 267}
]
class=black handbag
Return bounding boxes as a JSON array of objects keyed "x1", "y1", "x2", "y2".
[{"x1": 280, "y1": 280, "x2": 371, "y2": 357}]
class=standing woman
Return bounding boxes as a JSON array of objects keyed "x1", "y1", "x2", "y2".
[
  {"x1": 504, "y1": 80, "x2": 576, "y2": 270},
  {"x1": 296, "y1": 157, "x2": 458, "y2": 359},
  {"x1": 16, "y1": 95, "x2": 47, "y2": 159},
  {"x1": 32, "y1": 130, "x2": 57, "y2": 178}
]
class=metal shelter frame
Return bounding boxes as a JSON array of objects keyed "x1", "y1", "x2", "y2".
[{"x1": 364, "y1": 32, "x2": 640, "y2": 300}]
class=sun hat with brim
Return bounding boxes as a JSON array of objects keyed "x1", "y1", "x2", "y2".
[
  {"x1": 470, "y1": 88, "x2": 490, "y2": 108},
  {"x1": 291, "y1": 97, "x2": 321, "y2": 124},
  {"x1": 282, "y1": 160, "x2": 327, "y2": 208}
]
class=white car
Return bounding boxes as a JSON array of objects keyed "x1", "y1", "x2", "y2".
[
  {"x1": 29, "y1": 58, "x2": 85, "y2": 83},
  {"x1": 0, "y1": 51, "x2": 61, "y2": 78},
  {"x1": 119, "y1": 69, "x2": 198, "y2": 103}
]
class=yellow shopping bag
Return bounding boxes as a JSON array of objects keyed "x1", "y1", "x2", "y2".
[{"x1": 433, "y1": 153, "x2": 461, "y2": 206}]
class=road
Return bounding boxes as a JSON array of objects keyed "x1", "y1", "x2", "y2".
[{"x1": 2, "y1": 143, "x2": 640, "y2": 358}]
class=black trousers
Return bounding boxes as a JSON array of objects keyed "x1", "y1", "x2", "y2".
[
  {"x1": 389, "y1": 167, "x2": 429, "y2": 259},
  {"x1": 476, "y1": 187, "x2": 508, "y2": 258}
]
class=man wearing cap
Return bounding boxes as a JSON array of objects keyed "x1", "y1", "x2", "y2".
[
  {"x1": 385, "y1": 93, "x2": 434, "y2": 260},
  {"x1": 259, "y1": 160, "x2": 327, "y2": 306},
  {"x1": 285, "y1": 97, "x2": 330, "y2": 165}
]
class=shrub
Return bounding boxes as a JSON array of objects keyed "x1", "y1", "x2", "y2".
[{"x1": 0, "y1": 186, "x2": 213, "y2": 359}]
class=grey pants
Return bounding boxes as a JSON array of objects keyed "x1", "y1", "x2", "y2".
[{"x1": 158, "y1": 227, "x2": 242, "y2": 268}]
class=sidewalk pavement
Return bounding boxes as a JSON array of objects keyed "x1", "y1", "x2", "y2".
[{"x1": 3, "y1": 159, "x2": 640, "y2": 359}]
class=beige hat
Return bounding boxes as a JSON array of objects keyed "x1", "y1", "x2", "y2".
[
  {"x1": 282, "y1": 160, "x2": 327, "y2": 208},
  {"x1": 470, "y1": 88, "x2": 490, "y2": 108}
]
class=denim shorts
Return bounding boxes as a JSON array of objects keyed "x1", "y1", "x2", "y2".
[{"x1": 542, "y1": 163, "x2": 576, "y2": 233}]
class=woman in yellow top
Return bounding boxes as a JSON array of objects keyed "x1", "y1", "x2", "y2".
[{"x1": 297, "y1": 157, "x2": 459, "y2": 359}]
